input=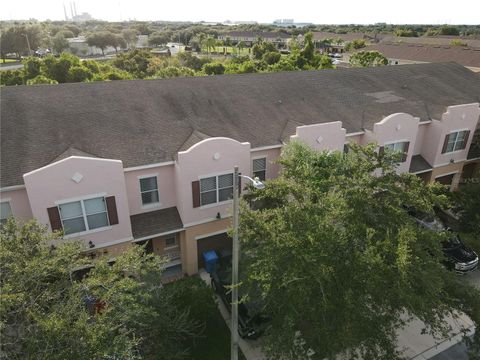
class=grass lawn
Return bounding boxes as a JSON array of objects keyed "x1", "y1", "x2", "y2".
[
  {"x1": 1, "y1": 59, "x2": 20, "y2": 63},
  {"x1": 170, "y1": 276, "x2": 246, "y2": 360},
  {"x1": 190, "y1": 300, "x2": 235, "y2": 360}
]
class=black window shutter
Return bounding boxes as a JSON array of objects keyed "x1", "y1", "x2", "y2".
[
  {"x1": 402, "y1": 142, "x2": 410, "y2": 162},
  {"x1": 105, "y1": 196, "x2": 119, "y2": 225},
  {"x1": 378, "y1": 146, "x2": 385, "y2": 158},
  {"x1": 441, "y1": 134, "x2": 450, "y2": 153},
  {"x1": 192, "y1": 181, "x2": 200, "y2": 208},
  {"x1": 47, "y1": 207, "x2": 63, "y2": 231}
]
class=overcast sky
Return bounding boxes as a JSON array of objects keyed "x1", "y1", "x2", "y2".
[{"x1": 2, "y1": 0, "x2": 479, "y2": 24}]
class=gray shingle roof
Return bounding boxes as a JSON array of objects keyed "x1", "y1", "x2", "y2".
[
  {"x1": 365, "y1": 43, "x2": 480, "y2": 68},
  {"x1": 130, "y1": 207, "x2": 183, "y2": 239},
  {"x1": 1, "y1": 62, "x2": 479, "y2": 187}
]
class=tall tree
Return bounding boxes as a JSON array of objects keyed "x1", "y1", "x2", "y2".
[
  {"x1": 52, "y1": 33, "x2": 70, "y2": 55},
  {"x1": 239, "y1": 142, "x2": 480, "y2": 360},
  {"x1": 122, "y1": 29, "x2": 139, "y2": 49},
  {"x1": 86, "y1": 31, "x2": 116, "y2": 56},
  {"x1": 349, "y1": 50, "x2": 388, "y2": 67},
  {"x1": 0, "y1": 219, "x2": 202, "y2": 359}
]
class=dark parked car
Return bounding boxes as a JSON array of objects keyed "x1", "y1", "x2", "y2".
[
  {"x1": 210, "y1": 252, "x2": 269, "y2": 339},
  {"x1": 406, "y1": 207, "x2": 478, "y2": 274},
  {"x1": 442, "y1": 233, "x2": 478, "y2": 273}
]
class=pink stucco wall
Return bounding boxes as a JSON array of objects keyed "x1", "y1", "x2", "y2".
[
  {"x1": 365, "y1": 113, "x2": 420, "y2": 173},
  {"x1": 421, "y1": 103, "x2": 480, "y2": 167},
  {"x1": 23, "y1": 156, "x2": 133, "y2": 248},
  {"x1": 124, "y1": 164, "x2": 177, "y2": 216},
  {"x1": 175, "y1": 138, "x2": 251, "y2": 226},
  {"x1": 250, "y1": 147, "x2": 282, "y2": 180},
  {"x1": 0, "y1": 188, "x2": 33, "y2": 222},
  {"x1": 413, "y1": 123, "x2": 429, "y2": 156},
  {"x1": 290, "y1": 121, "x2": 346, "y2": 152}
]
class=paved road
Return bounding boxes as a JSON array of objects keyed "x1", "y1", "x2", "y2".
[
  {"x1": 466, "y1": 269, "x2": 480, "y2": 289},
  {"x1": 0, "y1": 63, "x2": 22, "y2": 71}
]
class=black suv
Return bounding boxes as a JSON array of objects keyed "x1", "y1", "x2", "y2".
[
  {"x1": 209, "y1": 251, "x2": 269, "y2": 339},
  {"x1": 406, "y1": 208, "x2": 478, "y2": 274}
]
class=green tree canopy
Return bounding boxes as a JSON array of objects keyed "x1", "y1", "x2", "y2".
[
  {"x1": 86, "y1": 31, "x2": 117, "y2": 55},
  {"x1": 122, "y1": 28, "x2": 139, "y2": 49},
  {"x1": 52, "y1": 33, "x2": 70, "y2": 54},
  {"x1": 202, "y1": 61, "x2": 225, "y2": 75},
  {"x1": 349, "y1": 50, "x2": 388, "y2": 67},
  {"x1": 148, "y1": 31, "x2": 171, "y2": 47},
  {"x1": 0, "y1": 219, "x2": 209, "y2": 359},
  {"x1": 26, "y1": 75, "x2": 58, "y2": 85},
  {"x1": 239, "y1": 142, "x2": 480, "y2": 360}
]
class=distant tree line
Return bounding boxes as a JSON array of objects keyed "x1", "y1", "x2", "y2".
[
  {"x1": 1, "y1": 32, "x2": 339, "y2": 86},
  {"x1": 1, "y1": 20, "x2": 479, "y2": 62}
]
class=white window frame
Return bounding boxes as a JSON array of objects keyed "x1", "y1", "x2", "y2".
[
  {"x1": 0, "y1": 200, "x2": 12, "y2": 225},
  {"x1": 57, "y1": 194, "x2": 111, "y2": 238},
  {"x1": 198, "y1": 171, "x2": 234, "y2": 208},
  {"x1": 252, "y1": 157, "x2": 267, "y2": 181},
  {"x1": 164, "y1": 235, "x2": 179, "y2": 250},
  {"x1": 138, "y1": 174, "x2": 160, "y2": 208},
  {"x1": 384, "y1": 140, "x2": 408, "y2": 152},
  {"x1": 444, "y1": 129, "x2": 469, "y2": 154},
  {"x1": 384, "y1": 140, "x2": 409, "y2": 162}
]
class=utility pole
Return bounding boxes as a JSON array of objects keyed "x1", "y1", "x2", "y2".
[
  {"x1": 23, "y1": 34, "x2": 32, "y2": 56},
  {"x1": 231, "y1": 166, "x2": 240, "y2": 360}
]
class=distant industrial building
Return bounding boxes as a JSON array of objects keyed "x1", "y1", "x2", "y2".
[{"x1": 63, "y1": 2, "x2": 93, "y2": 22}]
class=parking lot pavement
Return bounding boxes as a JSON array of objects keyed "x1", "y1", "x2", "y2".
[
  {"x1": 199, "y1": 270, "x2": 266, "y2": 360},
  {"x1": 465, "y1": 269, "x2": 480, "y2": 289}
]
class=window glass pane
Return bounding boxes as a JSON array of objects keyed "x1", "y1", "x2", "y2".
[
  {"x1": 59, "y1": 201, "x2": 83, "y2": 219},
  {"x1": 253, "y1": 158, "x2": 266, "y2": 172},
  {"x1": 0, "y1": 202, "x2": 12, "y2": 220},
  {"x1": 456, "y1": 131, "x2": 466, "y2": 142},
  {"x1": 253, "y1": 170, "x2": 266, "y2": 181},
  {"x1": 84, "y1": 197, "x2": 106, "y2": 214},
  {"x1": 200, "y1": 177, "x2": 216, "y2": 192},
  {"x1": 140, "y1": 177, "x2": 158, "y2": 192},
  {"x1": 218, "y1": 174, "x2": 233, "y2": 188},
  {"x1": 219, "y1": 187, "x2": 233, "y2": 202},
  {"x1": 454, "y1": 141, "x2": 464, "y2": 151},
  {"x1": 87, "y1": 213, "x2": 109, "y2": 230},
  {"x1": 446, "y1": 141, "x2": 455, "y2": 153},
  {"x1": 201, "y1": 190, "x2": 217, "y2": 205},
  {"x1": 63, "y1": 217, "x2": 86, "y2": 235},
  {"x1": 142, "y1": 190, "x2": 159, "y2": 204},
  {"x1": 165, "y1": 237, "x2": 177, "y2": 247}
]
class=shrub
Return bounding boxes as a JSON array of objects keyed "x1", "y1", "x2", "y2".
[
  {"x1": 154, "y1": 66, "x2": 195, "y2": 78},
  {"x1": 202, "y1": 62, "x2": 225, "y2": 75},
  {"x1": 0, "y1": 69, "x2": 24, "y2": 86},
  {"x1": 26, "y1": 75, "x2": 58, "y2": 85}
]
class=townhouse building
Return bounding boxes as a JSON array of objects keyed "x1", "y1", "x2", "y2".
[
  {"x1": 1, "y1": 62, "x2": 479, "y2": 279},
  {"x1": 218, "y1": 31, "x2": 291, "y2": 47}
]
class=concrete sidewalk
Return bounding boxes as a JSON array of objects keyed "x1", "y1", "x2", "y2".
[
  {"x1": 199, "y1": 269, "x2": 477, "y2": 360},
  {"x1": 199, "y1": 270, "x2": 266, "y2": 360}
]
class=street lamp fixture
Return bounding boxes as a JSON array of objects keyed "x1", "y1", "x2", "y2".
[{"x1": 231, "y1": 166, "x2": 265, "y2": 360}]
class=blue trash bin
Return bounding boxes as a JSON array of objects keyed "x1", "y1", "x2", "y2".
[{"x1": 203, "y1": 250, "x2": 219, "y2": 273}]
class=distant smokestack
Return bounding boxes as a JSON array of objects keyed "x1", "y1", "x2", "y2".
[
  {"x1": 73, "y1": 2, "x2": 78, "y2": 16},
  {"x1": 70, "y1": 2, "x2": 74, "y2": 19},
  {"x1": 63, "y1": 3, "x2": 68, "y2": 21}
]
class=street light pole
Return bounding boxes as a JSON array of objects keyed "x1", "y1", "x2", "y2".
[
  {"x1": 231, "y1": 168, "x2": 265, "y2": 360},
  {"x1": 231, "y1": 166, "x2": 240, "y2": 360},
  {"x1": 22, "y1": 34, "x2": 32, "y2": 56}
]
